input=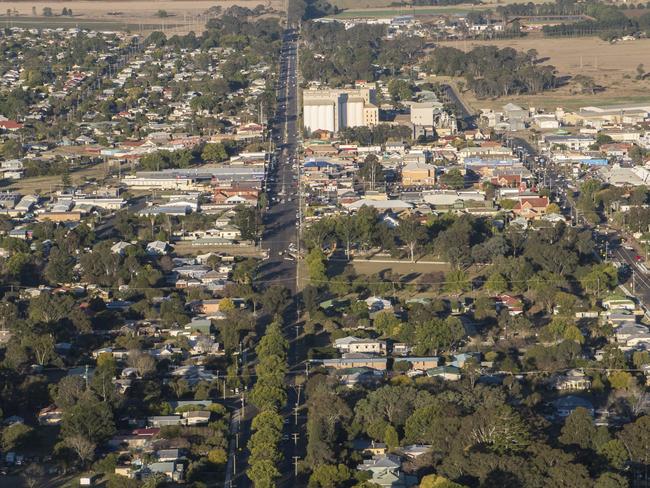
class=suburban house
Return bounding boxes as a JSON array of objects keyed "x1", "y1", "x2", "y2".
[
  {"x1": 357, "y1": 454, "x2": 416, "y2": 488},
  {"x1": 396, "y1": 357, "x2": 440, "y2": 371},
  {"x1": 426, "y1": 365, "x2": 462, "y2": 381},
  {"x1": 318, "y1": 356, "x2": 388, "y2": 371},
  {"x1": 512, "y1": 196, "x2": 549, "y2": 219},
  {"x1": 333, "y1": 336, "x2": 387, "y2": 355},
  {"x1": 554, "y1": 369, "x2": 592, "y2": 391}
]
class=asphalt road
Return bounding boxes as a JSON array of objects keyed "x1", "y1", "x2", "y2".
[
  {"x1": 225, "y1": 27, "x2": 305, "y2": 488},
  {"x1": 257, "y1": 28, "x2": 300, "y2": 294},
  {"x1": 442, "y1": 83, "x2": 476, "y2": 129}
]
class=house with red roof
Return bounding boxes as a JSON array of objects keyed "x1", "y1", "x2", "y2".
[
  {"x1": 513, "y1": 196, "x2": 549, "y2": 219},
  {"x1": 0, "y1": 120, "x2": 23, "y2": 131},
  {"x1": 495, "y1": 294, "x2": 524, "y2": 316}
]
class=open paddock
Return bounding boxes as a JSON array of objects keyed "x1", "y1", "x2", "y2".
[
  {"x1": 0, "y1": 0, "x2": 283, "y2": 32},
  {"x1": 437, "y1": 35, "x2": 650, "y2": 110},
  {"x1": 331, "y1": 0, "x2": 553, "y2": 10}
]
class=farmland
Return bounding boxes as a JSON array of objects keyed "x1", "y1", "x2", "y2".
[
  {"x1": 0, "y1": 0, "x2": 283, "y2": 33},
  {"x1": 330, "y1": 0, "x2": 556, "y2": 13},
  {"x1": 331, "y1": 5, "x2": 488, "y2": 18},
  {"x1": 436, "y1": 35, "x2": 650, "y2": 110}
]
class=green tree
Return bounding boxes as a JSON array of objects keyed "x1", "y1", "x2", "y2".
[
  {"x1": 202, "y1": 143, "x2": 228, "y2": 162},
  {"x1": 399, "y1": 214, "x2": 426, "y2": 262},
  {"x1": 595, "y1": 472, "x2": 629, "y2": 488},
  {"x1": 439, "y1": 168, "x2": 465, "y2": 189},
  {"x1": 335, "y1": 215, "x2": 358, "y2": 259},
  {"x1": 419, "y1": 475, "x2": 467, "y2": 488},
  {"x1": 598, "y1": 439, "x2": 628, "y2": 470},
  {"x1": 2, "y1": 422, "x2": 33, "y2": 451},
  {"x1": 44, "y1": 248, "x2": 74, "y2": 284},
  {"x1": 384, "y1": 424, "x2": 399, "y2": 450},
  {"x1": 62, "y1": 395, "x2": 115, "y2": 443},
  {"x1": 308, "y1": 464, "x2": 352, "y2": 488},
  {"x1": 484, "y1": 272, "x2": 508, "y2": 293},
  {"x1": 559, "y1": 407, "x2": 596, "y2": 450},
  {"x1": 414, "y1": 316, "x2": 465, "y2": 356},
  {"x1": 608, "y1": 371, "x2": 634, "y2": 390},
  {"x1": 248, "y1": 459, "x2": 280, "y2": 488},
  {"x1": 260, "y1": 286, "x2": 290, "y2": 317},
  {"x1": 467, "y1": 402, "x2": 529, "y2": 454},
  {"x1": 53, "y1": 375, "x2": 86, "y2": 409},
  {"x1": 444, "y1": 268, "x2": 471, "y2": 295},
  {"x1": 306, "y1": 248, "x2": 327, "y2": 283}
]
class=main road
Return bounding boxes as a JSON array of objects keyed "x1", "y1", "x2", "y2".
[
  {"x1": 225, "y1": 22, "x2": 305, "y2": 488},
  {"x1": 257, "y1": 27, "x2": 300, "y2": 294}
]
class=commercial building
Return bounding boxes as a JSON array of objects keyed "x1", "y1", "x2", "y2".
[{"x1": 401, "y1": 161, "x2": 436, "y2": 186}]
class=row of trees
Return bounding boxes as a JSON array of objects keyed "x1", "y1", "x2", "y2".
[
  {"x1": 542, "y1": 4, "x2": 637, "y2": 39},
  {"x1": 247, "y1": 321, "x2": 289, "y2": 487},
  {"x1": 425, "y1": 46, "x2": 557, "y2": 98}
]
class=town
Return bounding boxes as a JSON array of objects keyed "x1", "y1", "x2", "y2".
[{"x1": 0, "y1": 0, "x2": 649, "y2": 487}]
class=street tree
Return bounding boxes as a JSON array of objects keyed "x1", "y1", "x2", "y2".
[{"x1": 399, "y1": 214, "x2": 426, "y2": 262}]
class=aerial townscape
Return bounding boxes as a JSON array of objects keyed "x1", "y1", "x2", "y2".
[{"x1": 1, "y1": 0, "x2": 650, "y2": 486}]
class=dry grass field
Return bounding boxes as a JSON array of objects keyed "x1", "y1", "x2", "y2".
[
  {"x1": 0, "y1": 0, "x2": 283, "y2": 33},
  {"x1": 331, "y1": 0, "x2": 553, "y2": 12},
  {"x1": 437, "y1": 35, "x2": 650, "y2": 110}
]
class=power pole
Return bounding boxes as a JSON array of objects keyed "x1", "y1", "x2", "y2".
[
  {"x1": 295, "y1": 383, "x2": 302, "y2": 404},
  {"x1": 293, "y1": 456, "x2": 300, "y2": 477},
  {"x1": 292, "y1": 432, "x2": 299, "y2": 446},
  {"x1": 294, "y1": 405, "x2": 299, "y2": 425}
]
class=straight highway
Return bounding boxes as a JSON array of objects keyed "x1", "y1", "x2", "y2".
[
  {"x1": 258, "y1": 28, "x2": 300, "y2": 294},
  {"x1": 226, "y1": 23, "x2": 305, "y2": 488}
]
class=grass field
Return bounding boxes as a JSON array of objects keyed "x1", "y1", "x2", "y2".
[
  {"x1": 332, "y1": 5, "x2": 488, "y2": 17},
  {"x1": 350, "y1": 259, "x2": 450, "y2": 277},
  {"x1": 331, "y1": 0, "x2": 551, "y2": 8},
  {"x1": 0, "y1": 0, "x2": 284, "y2": 33},
  {"x1": 0, "y1": 15, "x2": 186, "y2": 31},
  {"x1": 437, "y1": 35, "x2": 650, "y2": 110},
  {"x1": 0, "y1": 161, "x2": 111, "y2": 194}
]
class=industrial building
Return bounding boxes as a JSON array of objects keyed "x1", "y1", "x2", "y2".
[{"x1": 302, "y1": 85, "x2": 379, "y2": 134}]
